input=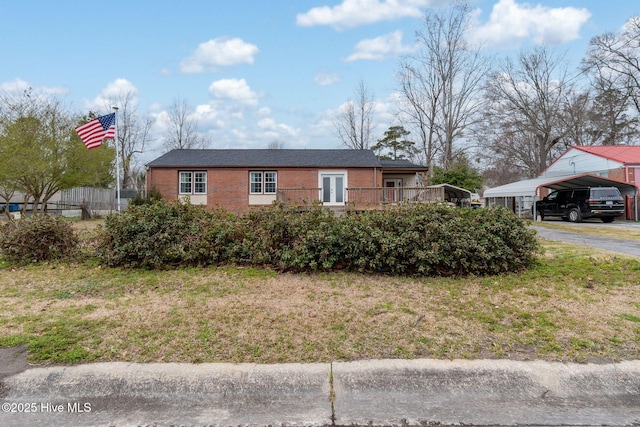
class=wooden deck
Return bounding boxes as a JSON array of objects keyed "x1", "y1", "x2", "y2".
[{"x1": 276, "y1": 187, "x2": 445, "y2": 211}]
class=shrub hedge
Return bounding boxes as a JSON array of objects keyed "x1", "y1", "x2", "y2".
[
  {"x1": 95, "y1": 202, "x2": 238, "y2": 269},
  {"x1": 0, "y1": 215, "x2": 79, "y2": 264},
  {"x1": 93, "y1": 200, "x2": 539, "y2": 276}
]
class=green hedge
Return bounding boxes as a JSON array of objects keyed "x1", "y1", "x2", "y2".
[
  {"x1": 95, "y1": 202, "x2": 238, "y2": 269},
  {"x1": 93, "y1": 200, "x2": 539, "y2": 276}
]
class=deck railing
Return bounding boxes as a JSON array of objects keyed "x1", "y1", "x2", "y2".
[
  {"x1": 276, "y1": 187, "x2": 445, "y2": 210},
  {"x1": 346, "y1": 187, "x2": 445, "y2": 209},
  {"x1": 276, "y1": 188, "x2": 322, "y2": 207}
]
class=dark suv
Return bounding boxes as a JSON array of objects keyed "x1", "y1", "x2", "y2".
[{"x1": 534, "y1": 187, "x2": 624, "y2": 223}]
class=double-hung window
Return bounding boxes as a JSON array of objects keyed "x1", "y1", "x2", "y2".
[
  {"x1": 250, "y1": 171, "x2": 277, "y2": 194},
  {"x1": 179, "y1": 171, "x2": 207, "y2": 194}
]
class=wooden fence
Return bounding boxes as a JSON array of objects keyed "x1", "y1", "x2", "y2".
[{"x1": 59, "y1": 187, "x2": 117, "y2": 212}]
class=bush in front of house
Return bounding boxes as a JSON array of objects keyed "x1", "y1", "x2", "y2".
[
  {"x1": 236, "y1": 202, "x2": 342, "y2": 270},
  {"x1": 334, "y1": 204, "x2": 539, "y2": 276},
  {"x1": 129, "y1": 186, "x2": 164, "y2": 207},
  {"x1": 94, "y1": 199, "x2": 539, "y2": 276},
  {"x1": 95, "y1": 200, "x2": 238, "y2": 269},
  {"x1": 0, "y1": 215, "x2": 79, "y2": 264}
]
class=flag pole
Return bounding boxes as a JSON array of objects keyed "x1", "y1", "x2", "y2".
[{"x1": 112, "y1": 106, "x2": 121, "y2": 213}]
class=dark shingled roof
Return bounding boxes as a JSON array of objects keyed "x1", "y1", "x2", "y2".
[
  {"x1": 146, "y1": 149, "x2": 382, "y2": 168},
  {"x1": 379, "y1": 159, "x2": 429, "y2": 171}
]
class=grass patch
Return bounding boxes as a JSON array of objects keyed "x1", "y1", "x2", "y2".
[
  {"x1": 620, "y1": 314, "x2": 640, "y2": 323},
  {"x1": 0, "y1": 239, "x2": 639, "y2": 365}
]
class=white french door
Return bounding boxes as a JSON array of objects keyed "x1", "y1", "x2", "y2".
[{"x1": 320, "y1": 173, "x2": 346, "y2": 206}]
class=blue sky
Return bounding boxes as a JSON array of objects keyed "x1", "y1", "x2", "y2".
[{"x1": 1, "y1": 0, "x2": 639, "y2": 165}]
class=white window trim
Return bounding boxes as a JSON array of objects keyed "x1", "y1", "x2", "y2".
[
  {"x1": 318, "y1": 170, "x2": 348, "y2": 206},
  {"x1": 249, "y1": 171, "x2": 277, "y2": 194},
  {"x1": 179, "y1": 171, "x2": 207, "y2": 195}
]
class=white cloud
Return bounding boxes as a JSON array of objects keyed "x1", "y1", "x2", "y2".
[
  {"x1": 194, "y1": 104, "x2": 226, "y2": 129},
  {"x1": 473, "y1": 0, "x2": 591, "y2": 49},
  {"x1": 257, "y1": 117, "x2": 277, "y2": 130},
  {"x1": 180, "y1": 37, "x2": 259, "y2": 73},
  {"x1": 151, "y1": 110, "x2": 171, "y2": 133},
  {"x1": 296, "y1": 0, "x2": 431, "y2": 30},
  {"x1": 158, "y1": 79, "x2": 300, "y2": 148},
  {"x1": 314, "y1": 71, "x2": 341, "y2": 86},
  {"x1": 0, "y1": 78, "x2": 31, "y2": 92},
  {"x1": 0, "y1": 78, "x2": 68, "y2": 97},
  {"x1": 148, "y1": 102, "x2": 164, "y2": 112},
  {"x1": 346, "y1": 30, "x2": 414, "y2": 61},
  {"x1": 88, "y1": 78, "x2": 138, "y2": 111},
  {"x1": 257, "y1": 107, "x2": 272, "y2": 117},
  {"x1": 208, "y1": 78, "x2": 261, "y2": 108},
  {"x1": 257, "y1": 117, "x2": 300, "y2": 137}
]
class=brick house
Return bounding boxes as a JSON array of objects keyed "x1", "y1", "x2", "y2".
[{"x1": 145, "y1": 149, "x2": 433, "y2": 213}]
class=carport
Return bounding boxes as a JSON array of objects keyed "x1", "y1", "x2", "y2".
[
  {"x1": 484, "y1": 174, "x2": 638, "y2": 221},
  {"x1": 428, "y1": 183, "x2": 472, "y2": 207}
]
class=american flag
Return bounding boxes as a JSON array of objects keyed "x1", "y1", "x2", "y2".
[{"x1": 75, "y1": 113, "x2": 116, "y2": 149}]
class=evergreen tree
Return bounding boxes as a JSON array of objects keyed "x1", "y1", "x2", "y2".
[{"x1": 372, "y1": 126, "x2": 417, "y2": 160}]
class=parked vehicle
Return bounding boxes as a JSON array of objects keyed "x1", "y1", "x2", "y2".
[{"x1": 534, "y1": 187, "x2": 624, "y2": 223}]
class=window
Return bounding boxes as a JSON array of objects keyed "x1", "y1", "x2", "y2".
[
  {"x1": 250, "y1": 171, "x2": 262, "y2": 193},
  {"x1": 250, "y1": 171, "x2": 277, "y2": 194},
  {"x1": 264, "y1": 171, "x2": 277, "y2": 193},
  {"x1": 179, "y1": 171, "x2": 207, "y2": 194}
]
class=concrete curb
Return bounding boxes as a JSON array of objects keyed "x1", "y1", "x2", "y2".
[
  {"x1": 1, "y1": 362, "x2": 331, "y2": 427},
  {"x1": 1, "y1": 359, "x2": 640, "y2": 426},
  {"x1": 332, "y1": 359, "x2": 640, "y2": 426}
]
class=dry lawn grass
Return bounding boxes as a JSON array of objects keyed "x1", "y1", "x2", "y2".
[{"x1": 1, "y1": 239, "x2": 639, "y2": 365}]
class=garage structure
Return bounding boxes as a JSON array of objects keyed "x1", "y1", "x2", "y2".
[
  {"x1": 484, "y1": 146, "x2": 640, "y2": 221},
  {"x1": 484, "y1": 173, "x2": 639, "y2": 221}
]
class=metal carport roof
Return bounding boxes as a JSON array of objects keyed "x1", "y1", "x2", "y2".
[
  {"x1": 484, "y1": 174, "x2": 638, "y2": 198},
  {"x1": 429, "y1": 183, "x2": 472, "y2": 200}
]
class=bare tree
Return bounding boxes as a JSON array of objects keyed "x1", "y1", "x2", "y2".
[
  {"x1": 397, "y1": 58, "x2": 441, "y2": 173},
  {"x1": 560, "y1": 88, "x2": 598, "y2": 147},
  {"x1": 562, "y1": 72, "x2": 638, "y2": 147},
  {"x1": 584, "y1": 17, "x2": 640, "y2": 114},
  {"x1": 589, "y1": 72, "x2": 639, "y2": 145},
  {"x1": 481, "y1": 47, "x2": 573, "y2": 177},
  {"x1": 335, "y1": 80, "x2": 375, "y2": 149},
  {"x1": 162, "y1": 97, "x2": 207, "y2": 151},
  {"x1": 110, "y1": 90, "x2": 154, "y2": 189},
  {"x1": 397, "y1": 3, "x2": 488, "y2": 172},
  {"x1": 267, "y1": 139, "x2": 286, "y2": 149}
]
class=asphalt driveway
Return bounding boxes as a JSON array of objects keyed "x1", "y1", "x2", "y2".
[{"x1": 531, "y1": 219, "x2": 640, "y2": 257}]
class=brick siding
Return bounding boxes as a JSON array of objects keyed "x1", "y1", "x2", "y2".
[{"x1": 147, "y1": 166, "x2": 381, "y2": 213}]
